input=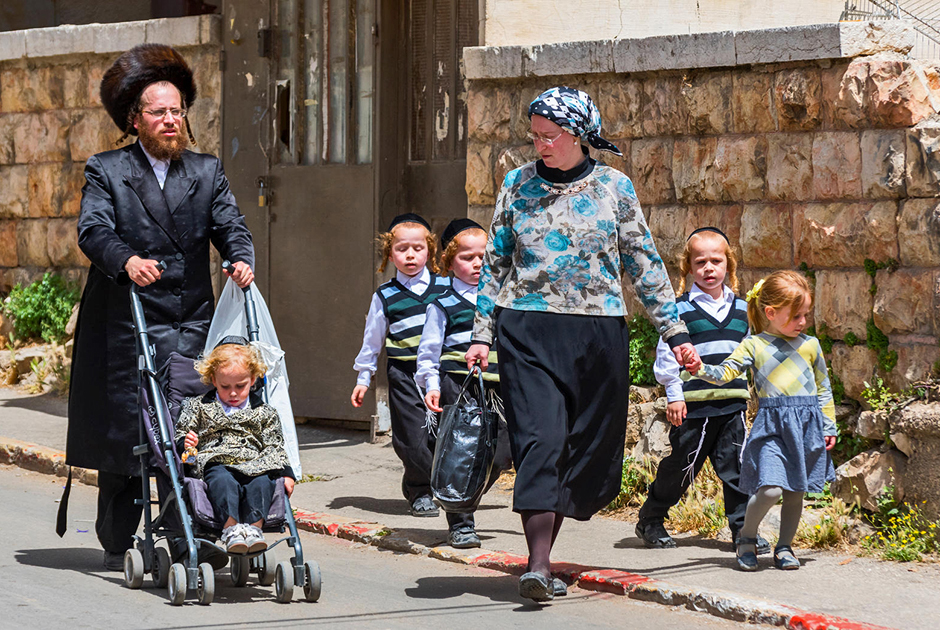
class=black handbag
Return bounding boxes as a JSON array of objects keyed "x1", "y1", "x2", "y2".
[{"x1": 430, "y1": 366, "x2": 499, "y2": 513}]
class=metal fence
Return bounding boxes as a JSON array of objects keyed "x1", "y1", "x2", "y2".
[{"x1": 841, "y1": 0, "x2": 940, "y2": 58}]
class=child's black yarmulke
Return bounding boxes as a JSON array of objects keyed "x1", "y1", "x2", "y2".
[
  {"x1": 441, "y1": 218, "x2": 484, "y2": 250},
  {"x1": 388, "y1": 213, "x2": 430, "y2": 232}
]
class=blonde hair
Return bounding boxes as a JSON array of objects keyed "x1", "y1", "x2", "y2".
[
  {"x1": 677, "y1": 231, "x2": 739, "y2": 294},
  {"x1": 376, "y1": 222, "x2": 440, "y2": 274},
  {"x1": 440, "y1": 227, "x2": 487, "y2": 273},
  {"x1": 195, "y1": 343, "x2": 266, "y2": 386},
  {"x1": 746, "y1": 270, "x2": 812, "y2": 334}
]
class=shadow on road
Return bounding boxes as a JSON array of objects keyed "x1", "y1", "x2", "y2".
[{"x1": 1, "y1": 391, "x2": 68, "y2": 417}]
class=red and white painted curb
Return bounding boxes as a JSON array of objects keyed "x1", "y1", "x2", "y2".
[{"x1": 0, "y1": 436, "x2": 897, "y2": 630}]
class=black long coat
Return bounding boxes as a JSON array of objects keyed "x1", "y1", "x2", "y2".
[{"x1": 67, "y1": 142, "x2": 254, "y2": 476}]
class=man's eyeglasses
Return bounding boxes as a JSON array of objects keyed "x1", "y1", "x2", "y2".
[
  {"x1": 142, "y1": 108, "x2": 187, "y2": 120},
  {"x1": 526, "y1": 130, "x2": 566, "y2": 145}
]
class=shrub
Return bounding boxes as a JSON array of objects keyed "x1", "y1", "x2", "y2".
[
  {"x1": 628, "y1": 314, "x2": 659, "y2": 386},
  {"x1": 862, "y1": 491, "x2": 940, "y2": 562},
  {"x1": 1, "y1": 273, "x2": 80, "y2": 343}
]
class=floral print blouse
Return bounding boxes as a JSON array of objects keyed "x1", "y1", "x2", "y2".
[{"x1": 472, "y1": 161, "x2": 689, "y2": 347}]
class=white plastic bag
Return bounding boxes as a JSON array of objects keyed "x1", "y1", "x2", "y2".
[{"x1": 206, "y1": 279, "x2": 302, "y2": 476}]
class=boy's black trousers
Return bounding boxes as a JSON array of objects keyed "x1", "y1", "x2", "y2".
[{"x1": 637, "y1": 410, "x2": 749, "y2": 536}]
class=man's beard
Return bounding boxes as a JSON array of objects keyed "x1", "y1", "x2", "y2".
[{"x1": 137, "y1": 121, "x2": 189, "y2": 161}]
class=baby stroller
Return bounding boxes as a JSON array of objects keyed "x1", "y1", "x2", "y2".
[{"x1": 122, "y1": 261, "x2": 321, "y2": 605}]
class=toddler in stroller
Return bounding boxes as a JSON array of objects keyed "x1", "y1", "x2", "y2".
[
  {"x1": 175, "y1": 337, "x2": 295, "y2": 555},
  {"x1": 123, "y1": 268, "x2": 319, "y2": 605}
]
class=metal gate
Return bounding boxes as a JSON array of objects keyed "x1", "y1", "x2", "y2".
[{"x1": 222, "y1": 0, "x2": 477, "y2": 424}]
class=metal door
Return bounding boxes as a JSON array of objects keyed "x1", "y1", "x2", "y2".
[
  {"x1": 268, "y1": 0, "x2": 377, "y2": 422},
  {"x1": 223, "y1": 0, "x2": 377, "y2": 423},
  {"x1": 400, "y1": 0, "x2": 477, "y2": 228},
  {"x1": 221, "y1": 0, "x2": 477, "y2": 425}
]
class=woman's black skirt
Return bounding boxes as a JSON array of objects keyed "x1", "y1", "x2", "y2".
[{"x1": 496, "y1": 308, "x2": 629, "y2": 520}]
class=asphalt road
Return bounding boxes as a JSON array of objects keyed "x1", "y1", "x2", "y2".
[{"x1": 0, "y1": 464, "x2": 744, "y2": 629}]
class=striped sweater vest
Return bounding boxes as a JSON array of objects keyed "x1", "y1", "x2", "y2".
[
  {"x1": 431, "y1": 289, "x2": 499, "y2": 383},
  {"x1": 378, "y1": 273, "x2": 451, "y2": 366},
  {"x1": 679, "y1": 292, "x2": 750, "y2": 418}
]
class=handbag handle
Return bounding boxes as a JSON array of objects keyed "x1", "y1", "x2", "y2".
[{"x1": 455, "y1": 365, "x2": 486, "y2": 407}]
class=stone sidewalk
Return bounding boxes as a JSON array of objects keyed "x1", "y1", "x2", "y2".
[{"x1": 2, "y1": 387, "x2": 938, "y2": 630}]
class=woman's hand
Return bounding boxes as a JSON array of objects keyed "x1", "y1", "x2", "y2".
[
  {"x1": 465, "y1": 344, "x2": 490, "y2": 371},
  {"x1": 284, "y1": 477, "x2": 295, "y2": 497},
  {"x1": 350, "y1": 385, "x2": 368, "y2": 408},
  {"x1": 824, "y1": 435, "x2": 836, "y2": 451},
  {"x1": 425, "y1": 390, "x2": 443, "y2": 413},
  {"x1": 184, "y1": 431, "x2": 199, "y2": 450}
]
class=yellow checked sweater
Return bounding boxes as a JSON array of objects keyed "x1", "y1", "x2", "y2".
[{"x1": 692, "y1": 332, "x2": 837, "y2": 435}]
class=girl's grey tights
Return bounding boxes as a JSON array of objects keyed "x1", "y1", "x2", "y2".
[{"x1": 738, "y1": 486, "x2": 804, "y2": 554}]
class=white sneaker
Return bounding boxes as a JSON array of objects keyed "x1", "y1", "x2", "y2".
[
  {"x1": 244, "y1": 524, "x2": 267, "y2": 553},
  {"x1": 221, "y1": 524, "x2": 248, "y2": 554}
]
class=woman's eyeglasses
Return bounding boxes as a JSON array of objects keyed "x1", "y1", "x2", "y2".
[{"x1": 526, "y1": 131, "x2": 566, "y2": 145}]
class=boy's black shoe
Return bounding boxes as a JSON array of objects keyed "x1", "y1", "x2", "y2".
[
  {"x1": 635, "y1": 521, "x2": 677, "y2": 548},
  {"x1": 103, "y1": 550, "x2": 124, "y2": 571},
  {"x1": 449, "y1": 526, "x2": 481, "y2": 549},
  {"x1": 732, "y1": 531, "x2": 771, "y2": 555}
]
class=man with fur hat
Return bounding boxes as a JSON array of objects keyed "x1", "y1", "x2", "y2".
[{"x1": 63, "y1": 44, "x2": 255, "y2": 571}]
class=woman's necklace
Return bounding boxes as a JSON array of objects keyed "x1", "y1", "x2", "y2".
[{"x1": 538, "y1": 179, "x2": 590, "y2": 195}]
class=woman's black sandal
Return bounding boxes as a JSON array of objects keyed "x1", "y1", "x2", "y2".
[
  {"x1": 773, "y1": 545, "x2": 800, "y2": 570},
  {"x1": 735, "y1": 537, "x2": 759, "y2": 571},
  {"x1": 519, "y1": 572, "x2": 554, "y2": 602}
]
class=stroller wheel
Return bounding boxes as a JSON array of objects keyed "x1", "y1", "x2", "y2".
[
  {"x1": 302, "y1": 560, "x2": 321, "y2": 602},
  {"x1": 274, "y1": 561, "x2": 294, "y2": 603},
  {"x1": 197, "y1": 562, "x2": 215, "y2": 605},
  {"x1": 257, "y1": 548, "x2": 277, "y2": 586},
  {"x1": 152, "y1": 547, "x2": 171, "y2": 589},
  {"x1": 168, "y1": 563, "x2": 187, "y2": 606},
  {"x1": 123, "y1": 548, "x2": 144, "y2": 589},
  {"x1": 230, "y1": 555, "x2": 250, "y2": 587}
]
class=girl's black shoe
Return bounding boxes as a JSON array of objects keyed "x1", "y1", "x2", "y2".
[
  {"x1": 735, "y1": 537, "x2": 759, "y2": 571},
  {"x1": 773, "y1": 545, "x2": 800, "y2": 570}
]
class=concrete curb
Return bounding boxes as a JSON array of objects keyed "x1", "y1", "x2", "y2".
[
  {"x1": 0, "y1": 436, "x2": 97, "y2": 486},
  {"x1": 1, "y1": 437, "x2": 896, "y2": 630},
  {"x1": 290, "y1": 504, "x2": 895, "y2": 629}
]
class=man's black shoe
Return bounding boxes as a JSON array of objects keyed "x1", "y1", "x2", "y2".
[
  {"x1": 635, "y1": 521, "x2": 677, "y2": 549},
  {"x1": 103, "y1": 550, "x2": 124, "y2": 571}
]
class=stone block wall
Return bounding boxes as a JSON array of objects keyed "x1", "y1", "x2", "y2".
[
  {"x1": 0, "y1": 16, "x2": 221, "y2": 294},
  {"x1": 465, "y1": 22, "x2": 940, "y2": 400}
]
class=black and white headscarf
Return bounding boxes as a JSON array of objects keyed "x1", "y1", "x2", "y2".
[{"x1": 528, "y1": 86, "x2": 622, "y2": 156}]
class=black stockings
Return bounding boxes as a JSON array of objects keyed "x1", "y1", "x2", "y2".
[{"x1": 521, "y1": 510, "x2": 565, "y2": 577}]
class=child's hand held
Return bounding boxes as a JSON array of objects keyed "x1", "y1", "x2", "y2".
[{"x1": 824, "y1": 435, "x2": 836, "y2": 451}]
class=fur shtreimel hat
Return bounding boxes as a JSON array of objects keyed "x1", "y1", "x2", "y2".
[{"x1": 100, "y1": 44, "x2": 197, "y2": 135}]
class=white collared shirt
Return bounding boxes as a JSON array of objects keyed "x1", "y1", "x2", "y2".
[
  {"x1": 216, "y1": 392, "x2": 249, "y2": 415},
  {"x1": 139, "y1": 142, "x2": 170, "y2": 190},
  {"x1": 654, "y1": 283, "x2": 742, "y2": 402},
  {"x1": 416, "y1": 277, "x2": 476, "y2": 392},
  {"x1": 353, "y1": 267, "x2": 432, "y2": 387}
]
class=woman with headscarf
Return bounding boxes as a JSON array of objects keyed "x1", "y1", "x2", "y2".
[{"x1": 466, "y1": 86, "x2": 699, "y2": 602}]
